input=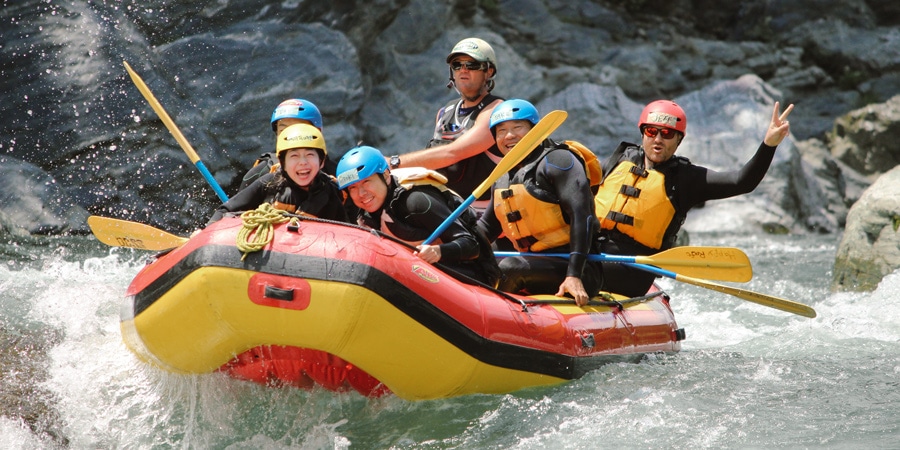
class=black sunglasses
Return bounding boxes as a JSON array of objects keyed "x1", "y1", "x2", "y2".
[
  {"x1": 642, "y1": 126, "x2": 680, "y2": 140},
  {"x1": 450, "y1": 60, "x2": 488, "y2": 71}
]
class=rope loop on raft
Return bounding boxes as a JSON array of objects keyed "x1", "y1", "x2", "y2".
[{"x1": 236, "y1": 203, "x2": 297, "y2": 260}]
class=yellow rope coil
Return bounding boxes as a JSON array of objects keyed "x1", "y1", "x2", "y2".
[{"x1": 236, "y1": 203, "x2": 293, "y2": 260}]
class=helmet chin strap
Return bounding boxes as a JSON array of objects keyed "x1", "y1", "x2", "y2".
[{"x1": 447, "y1": 70, "x2": 495, "y2": 95}]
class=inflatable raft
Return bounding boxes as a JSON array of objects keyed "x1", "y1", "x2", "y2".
[{"x1": 121, "y1": 215, "x2": 683, "y2": 400}]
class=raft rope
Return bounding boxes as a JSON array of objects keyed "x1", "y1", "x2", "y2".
[
  {"x1": 236, "y1": 203, "x2": 297, "y2": 260},
  {"x1": 521, "y1": 290, "x2": 666, "y2": 309}
]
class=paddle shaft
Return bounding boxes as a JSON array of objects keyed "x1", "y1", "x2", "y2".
[
  {"x1": 622, "y1": 262, "x2": 816, "y2": 318},
  {"x1": 422, "y1": 110, "x2": 567, "y2": 245},
  {"x1": 123, "y1": 61, "x2": 229, "y2": 203},
  {"x1": 495, "y1": 247, "x2": 752, "y2": 282}
]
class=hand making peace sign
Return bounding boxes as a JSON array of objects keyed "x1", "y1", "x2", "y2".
[{"x1": 764, "y1": 101, "x2": 795, "y2": 147}]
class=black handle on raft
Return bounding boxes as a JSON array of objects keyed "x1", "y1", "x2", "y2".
[{"x1": 264, "y1": 285, "x2": 294, "y2": 301}]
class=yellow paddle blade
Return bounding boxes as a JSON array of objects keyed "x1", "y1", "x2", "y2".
[
  {"x1": 87, "y1": 216, "x2": 188, "y2": 251},
  {"x1": 637, "y1": 246, "x2": 753, "y2": 282}
]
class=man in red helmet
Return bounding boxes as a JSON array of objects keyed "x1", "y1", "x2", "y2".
[{"x1": 593, "y1": 100, "x2": 794, "y2": 297}]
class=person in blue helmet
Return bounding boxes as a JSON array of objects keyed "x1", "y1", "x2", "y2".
[
  {"x1": 476, "y1": 99, "x2": 602, "y2": 306},
  {"x1": 238, "y1": 98, "x2": 332, "y2": 191},
  {"x1": 336, "y1": 145, "x2": 500, "y2": 286}
]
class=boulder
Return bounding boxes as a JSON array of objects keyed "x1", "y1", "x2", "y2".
[
  {"x1": 827, "y1": 94, "x2": 900, "y2": 176},
  {"x1": 0, "y1": 157, "x2": 90, "y2": 235},
  {"x1": 4, "y1": 0, "x2": 900, "y2": 232},
  {"x1": 832, "y1": 166, "x2": 900, "y2": 291}
]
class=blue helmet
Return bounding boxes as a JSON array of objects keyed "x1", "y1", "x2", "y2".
[
  {"x1": 489, "y1": 99, "x2": 540, "y2": 134},
  {"x1": 270, "y1": 98, "x2": 323, "y2": 131},
  {"x1": 336, "y1": 146, "x2": 390, "y2": 189}
]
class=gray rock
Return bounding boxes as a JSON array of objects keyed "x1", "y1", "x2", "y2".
[
  {"x1": 3, "y1": 0, "x2": 900, "y2": 234},
  {"x1": 832, "y1": 166, "x2": 900, "y2": 292},
  {"x1": 827, "y1": 94, "x2": 900, "y2": 176},
  {"x1": 0, "y1": 157, "x2": 90, "y2": 235}
]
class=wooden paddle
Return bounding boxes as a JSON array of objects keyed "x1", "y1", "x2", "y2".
[
  {"x1": 123, "y1": 60, "x2": 229, "y2": 203},
  {"x1": 422, "y1": 110, "x2": 567, "y2": 245},
  {"x1": 87, "y1": 216, "x2": 188, "y2": 251},
  {"x1": 495, "y1": 246, "x2": 752, "y2": 282},
  {"x1": 623, "y1": 262, "x2": 816, "y2": 318}
]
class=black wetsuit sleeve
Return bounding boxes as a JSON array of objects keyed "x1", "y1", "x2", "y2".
[
  {"x1": 402, "y1": 189, "x2": 480, "y2": 262},
  {"x1": 475, "y1": 188, "x2": 503, "y2": 242},
  {"x1": 207, "y1": 177, "x2": 269, "y2": 225},
  {"x1": 538, "y1": 149, "x2": 599, "y2": 278},
  {"x1": 677, "y1": 143, "x2": 777, "y2": 210}
]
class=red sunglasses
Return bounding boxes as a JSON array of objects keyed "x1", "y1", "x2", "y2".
[{"x1": 642, "y1": 126, "x2": 679, "y2": 140}]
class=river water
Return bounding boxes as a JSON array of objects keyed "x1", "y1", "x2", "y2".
[{"x1": 1, "y1": 231, "x2": 898, "y2": 449}]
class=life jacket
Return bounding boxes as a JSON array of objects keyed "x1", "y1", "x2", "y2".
[
  {"x1": 427, "y1": 94, "x2": 503, "y2": 147},
  {"x1": 371, "y1": 168, "x2": 501, "y2": 285},
  {"x1": 493, "y1": 141, "x2": 600, "y2": 252},
  {"x1": 561, "y1": 140, "x2": 603, "y2": 193},
  {"x1": 377, "y1": 168, "x2": 453, "y2": 244},
  {"x1": 593, "y1": 143, "x2": 686, "y2": 250},
  {"x1": 239, "y1": 152, "x2": 279, "y2": 191},
  {"x1": 426, "y1": 94, "x2": 505, "y2": 200},
  {"x1": 261, "y1": 172, "x2": 343, "y2": 219}
]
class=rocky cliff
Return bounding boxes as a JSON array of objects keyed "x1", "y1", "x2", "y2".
[{"x1": 2, "y1": 0, "x2": 898, "y2": 240}]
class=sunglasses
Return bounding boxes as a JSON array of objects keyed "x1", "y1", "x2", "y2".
[
  {"x1": 642, "y1": 126, "x2": 680, "y2": 140},
  {"x1": 450, "y1": 60, "x2": 487, "y2": 71}
]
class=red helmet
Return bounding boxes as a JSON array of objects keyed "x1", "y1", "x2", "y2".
[{"x1": 639, "y1": 100, "x2": 687, "y2": 134}]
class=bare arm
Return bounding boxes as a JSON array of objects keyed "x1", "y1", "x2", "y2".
[{"x1": 394, "y1": 98, "x2": 502, "y2": 169}]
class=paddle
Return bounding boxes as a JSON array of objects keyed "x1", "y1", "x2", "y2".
[
  {"x1": 495, "y1": 245, "x2": 752, "y2": 282},
  {"x1": 622, "y1": 261, "x2": 816, "y2": 318},
  {"x1": 422, "y1": 110, "x2": 568, "y2": 245},
  {"x1": 123, "y1": 60, "x2": 229, "y2": 203},
  {"x1": 87, "y1": 216, "x2": 188, "y2": 251}
]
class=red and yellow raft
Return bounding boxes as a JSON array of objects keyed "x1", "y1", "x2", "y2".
[{"x1": 120, "y1": 216, "x2": 683, "y2": 400}]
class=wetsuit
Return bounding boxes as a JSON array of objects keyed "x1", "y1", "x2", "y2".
[
  {"x1": 477, "y1": 140, "x2": 601, "y2": 297},
  {"x1": 596, "y1": 141, "x2": 778, "y2": 296},
  {"x1": 208, "y1": 171, "x2": 347, "y2": 224},
  {"x1": 357, "y1": 177, "x2": 490, "y2": 285}
]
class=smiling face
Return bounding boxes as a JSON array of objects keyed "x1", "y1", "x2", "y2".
[
  {"x1": 493, "y1": 119, "x2": 533, "y2": 155},
  {"x1": 281, "y1": 148, "x2": 323, "y2": 189},
  {"x1": 346, "y1": 172, "x2": 390, "y2": 213}
]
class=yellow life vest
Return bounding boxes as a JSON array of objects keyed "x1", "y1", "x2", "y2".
[
  {"x1": 493, "y1": 143, "x2": 598, "y2": 252},
  {"x1": 562, "y1": 140, "x2": 602, "y2": 188},
  {"x1": 493, "y1": 184, "x2": 570, "y2": 252},
  {"x1": 594, "y1": 160, "x2": 676, "y2": 249}
]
